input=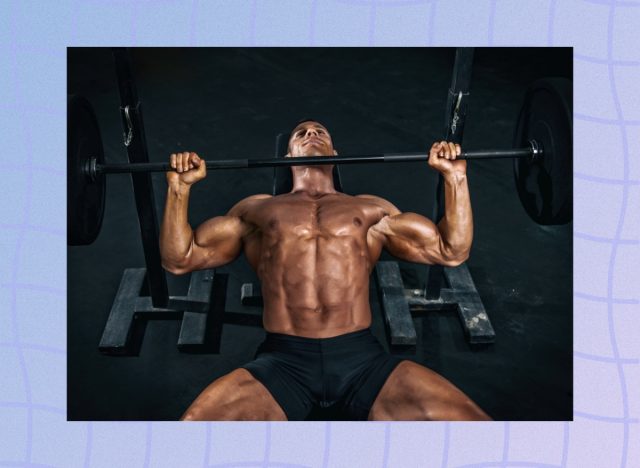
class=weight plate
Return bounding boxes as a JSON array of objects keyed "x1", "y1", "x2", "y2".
[
  {"x1": 68, "y1": 95, "x2": 106, "y2": 245},
  {"x1": 513, "y1": 78, "x2": 572, "y2": 225}
]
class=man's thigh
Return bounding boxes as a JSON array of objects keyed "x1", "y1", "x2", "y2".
[
  {"x1": 368, "y1": 360, "x2": 491, "y2": 421},
  {"x1": 181, "y1": 368, "x2": 287, "y2": 421}
]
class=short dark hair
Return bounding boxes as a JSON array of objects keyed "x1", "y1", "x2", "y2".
[{"x1": 292, "y1": 118, "x2": 328, "y2": 132}]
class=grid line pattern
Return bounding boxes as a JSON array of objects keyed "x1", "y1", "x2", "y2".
[{"x1": 0, "y1": 0, "x2": 637, "y2": 467}]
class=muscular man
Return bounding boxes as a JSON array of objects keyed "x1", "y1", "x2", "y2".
[{"x1": 160, "y1": 120, "x2": 491, "y2": 421}]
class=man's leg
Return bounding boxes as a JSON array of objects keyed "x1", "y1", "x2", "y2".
[
  {"x1": 181, "y1": 369, "x2": 287, "y2": 421},
  {"x1": 368, "y1": 360, "x2": 491, "y2": 421}
]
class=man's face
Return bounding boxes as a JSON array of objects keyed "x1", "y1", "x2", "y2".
[{"x1": 287, "y1": 121, "x2": 337, "y2": 158}]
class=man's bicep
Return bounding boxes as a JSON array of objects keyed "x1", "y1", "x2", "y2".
[
  {"x1": 361, "y1": 194, "x2": 460, "y2": 266},
  {"x1": 377, "y1": 212, "x2": 450, "y2": 265},
  {"x1": 189, "y1": 215, "x2": 247, "y2": 269},
  {"x1": 191, "y1": 194, "x2": 268, "y2": 269}
]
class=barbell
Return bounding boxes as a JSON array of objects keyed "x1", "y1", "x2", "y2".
[
  {"x1": 68, "y1": 77, "x2": 572, "y2": 246},
  {"x1": 83, "y1": 144, "x2": 542, "y2": 179}
]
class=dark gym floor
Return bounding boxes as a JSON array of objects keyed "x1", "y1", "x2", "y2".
[{"x1": 67, "y1": 48, "x2": 572, "y2": 421}]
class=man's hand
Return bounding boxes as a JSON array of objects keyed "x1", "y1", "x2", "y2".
[
  {"x1": 428, "y1": 141, "x2": 467, "y2": 178},
  {"x1": 167, "y1": 152, "x2": 207, "y2": 187}
]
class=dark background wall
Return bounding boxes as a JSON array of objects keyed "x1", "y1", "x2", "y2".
[{"x1": 67, "y1": 47, "x2": 572, "y2": 421}]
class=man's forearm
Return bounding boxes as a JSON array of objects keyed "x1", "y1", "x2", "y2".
[
  {"x1": 437, "y1": 173, "x2": 473, "y2": 261},
  {"x1": 159, "y1": 182, "x2": 195, "y2": 268}
]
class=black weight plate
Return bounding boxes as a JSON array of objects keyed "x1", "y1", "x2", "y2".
[
  {"x1": 67, "y1": 95, "x2": 106, "y2": 245},
  {"x1": 513, "y1": 78, "x2": 572, "y2": 225}
]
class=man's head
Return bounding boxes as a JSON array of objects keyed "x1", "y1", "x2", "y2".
[{"x1": 286, "y1": 120, "x2": 338, "y2": 158}]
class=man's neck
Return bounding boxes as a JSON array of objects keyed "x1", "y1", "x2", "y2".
[{"x1": 290, "y1": 166, "x2": 336, "y2": 196}]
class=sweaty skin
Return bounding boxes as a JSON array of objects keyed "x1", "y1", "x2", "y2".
[{"x1": 160, "y1": 121, "x2": 488, "y2": 421}]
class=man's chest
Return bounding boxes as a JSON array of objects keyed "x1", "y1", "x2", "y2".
[{"x1": 244, "y1": 195, "x2": 385, "y2": 238}]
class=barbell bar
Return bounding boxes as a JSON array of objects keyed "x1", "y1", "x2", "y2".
[{"x1": 83, "y1": 142, "x2": 542, "y2": 180}]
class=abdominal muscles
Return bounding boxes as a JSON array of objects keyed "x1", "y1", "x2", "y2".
[{"x1": 257, "y1": 232, "x2": 372, "y2": 336}]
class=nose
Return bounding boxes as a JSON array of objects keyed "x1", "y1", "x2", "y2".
[{"x1": 305, "y1": 128, "x2": 319, "y2": 138}]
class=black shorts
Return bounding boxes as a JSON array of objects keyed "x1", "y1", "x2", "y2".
[{"x1": 241, "y1": 328, "x2": 403, "y2": 420}]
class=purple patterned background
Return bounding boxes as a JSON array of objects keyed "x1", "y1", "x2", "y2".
[{"x1": 0, "y1": 0, "x2": 638, "y2": 466}]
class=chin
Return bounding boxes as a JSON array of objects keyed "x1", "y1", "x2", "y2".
[{"x1": 291, "y1": 146, "x2": 333, "y2": 158}]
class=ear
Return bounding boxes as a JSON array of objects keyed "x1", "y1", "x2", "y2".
[
  {"x1": 333, "y1": 149, "x2": 338, "y2": 156},
  {"x1": 284, "y1": 152, "x2": 291, "y2": 158}
]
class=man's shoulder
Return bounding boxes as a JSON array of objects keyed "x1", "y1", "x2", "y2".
[
  {"x1": 244, "y1": 193, "x2": 273, "y2": 202},
  {"x1": 355, "y1": 194, "x2": 384, "y2": 202},
  {"x1": 355, "y1": 194, "x2": 401, "y2": 214},
  {"x1": 228, "y1": 194, "x2": 272, "y2": 216},
  {"x1": 236, "y1": 194, "x2": 273, "y2": 205}
]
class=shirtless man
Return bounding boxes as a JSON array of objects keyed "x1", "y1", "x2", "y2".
[{"x1": 159, "y1": 120, "x2": 491, "y2": 421}]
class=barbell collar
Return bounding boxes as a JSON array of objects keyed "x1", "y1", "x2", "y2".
[
  {"x1": 528, "y1": 139, "x2": 543, "y2": 162},
  {"x1": 84, "y1": 156, "x2": 98, "y2": 182},
  {"x1": 88, "y1": 144, "x2": 541, "y2": 178}
]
